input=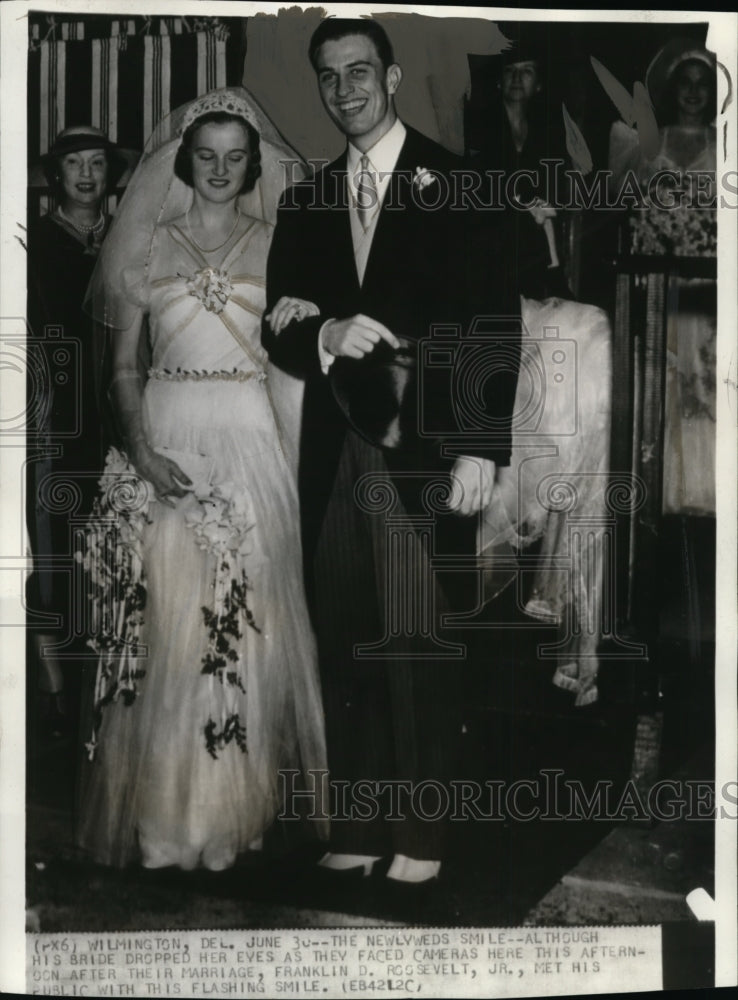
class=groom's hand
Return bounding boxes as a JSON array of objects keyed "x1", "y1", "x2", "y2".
[
  {"x1": 448, "y1": 456, "x2": 498, "y2": 516},
  {"x1": 323, "y1": 314, "x2": 400, "y2": 359}
]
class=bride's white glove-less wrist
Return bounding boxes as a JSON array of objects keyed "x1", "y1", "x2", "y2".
[
  {"x1": 265, "y1": 294, "x2": 320, "y2": 334},
  {"x1": 109, "y1": 365, "x2": 192, "y2": 507}
]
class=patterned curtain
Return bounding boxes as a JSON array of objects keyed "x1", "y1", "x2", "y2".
[{"x1": 28, "y1": 14, "x2": 246, "y2": 213}]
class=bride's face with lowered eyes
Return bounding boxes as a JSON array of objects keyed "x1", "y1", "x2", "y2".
[{"x1": 190, "y1": 120, "x2": 251, "y2": 204}]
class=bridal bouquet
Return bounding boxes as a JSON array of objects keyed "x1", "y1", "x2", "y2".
[
  {"x1": 78, "y1": 449, "x2": 261, "y2": 762},
  {"x1": 184, "y1": 481, "x2": 260, "y2": 759},
  {"x1": 76, "y1": 447, "x2": 154, "y2": 760}
]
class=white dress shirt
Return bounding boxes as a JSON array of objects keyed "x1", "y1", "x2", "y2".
[
  {"x1": 319, "y1": 118, "x2": 407, "y2": 371},
  {"x1": 346, "y1": 117, "x2": 407, "y2": 284}
]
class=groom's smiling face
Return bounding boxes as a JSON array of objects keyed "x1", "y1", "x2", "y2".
[{"x1": 315, "y1": 34, "x2": 401, "y2": 150}]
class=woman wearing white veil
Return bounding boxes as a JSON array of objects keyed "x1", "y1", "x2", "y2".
[{"x1": 77, "y1": 88, "x2": 326, "y2": 870}]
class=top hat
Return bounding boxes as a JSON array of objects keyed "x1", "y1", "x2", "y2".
[
  {"x1": 495, "y1": 21, "x2": 549, "y2": 69},
  {"x1": 330, "y1": 336, "x2": 427, "y2": 451}
]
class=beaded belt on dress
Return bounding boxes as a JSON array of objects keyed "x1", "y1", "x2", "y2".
[{"x1": 148, "y1": 367, "x2": 267, "y2": 383}]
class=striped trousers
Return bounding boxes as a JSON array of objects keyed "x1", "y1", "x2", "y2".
[{"x1": 311, "y1": 429, "x2": 478, "y2": 860}]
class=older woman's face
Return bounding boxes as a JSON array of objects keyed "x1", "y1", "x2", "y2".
[
  {"x1": 58, "y1": 148, "x2": 108, "y2": 208},
  {"x1": 501, "y1": 61, "x2": 541, "y2": 104},
  {"x1": 675, "y1": 61, "x2": 712, "y2": 124}
]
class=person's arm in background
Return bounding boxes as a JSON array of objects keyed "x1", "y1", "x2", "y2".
[{"x1": 448, "y1": 172, "x2": 522, "y2": 515}]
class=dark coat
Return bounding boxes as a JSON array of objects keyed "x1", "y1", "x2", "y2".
[{"x1": 264, "y1": 124, "x2": 521, "y2": 561}]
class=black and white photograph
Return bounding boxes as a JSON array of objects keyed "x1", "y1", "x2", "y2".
[{"x1": 1, "y1": 2, "x2": 736, "y2": 996}]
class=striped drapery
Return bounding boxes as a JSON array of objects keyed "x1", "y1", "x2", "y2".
[{"x1": 28, "y1": 14, "x2": 244, "y2": 213}]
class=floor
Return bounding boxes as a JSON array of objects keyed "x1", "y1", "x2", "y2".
[{"x1": 25, "y1": 587, "x2": 715, "y2": 933}]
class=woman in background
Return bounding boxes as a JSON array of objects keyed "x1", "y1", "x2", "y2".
[
  {"x1": 467, "y1": 40, "x2": 613, "y2": 707},
  {"x1": 466, "y1": 42, "x2": 572, "y2": 300},
  {"x1": 27, "y1": 126, "x2": 128, "y2": 734},
  {"x1": 609, "y1": 39, "x2": 717, "y2": 516},
  {"x1": 609, "y1": 39, "x2": 716, "y2": 189}
]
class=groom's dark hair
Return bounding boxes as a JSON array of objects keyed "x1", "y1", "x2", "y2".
[{"x1": 308, "y1": 18, "x2": 395, "y2": 71}]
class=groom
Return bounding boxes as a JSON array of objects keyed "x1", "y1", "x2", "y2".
[{"x1": 264, "y1": 18, "x2": 519, "y2": 884}]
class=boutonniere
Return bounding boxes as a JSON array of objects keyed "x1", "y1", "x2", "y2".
[{"x1": 413, "y1": 166, "x2": 437, "y2": 192}]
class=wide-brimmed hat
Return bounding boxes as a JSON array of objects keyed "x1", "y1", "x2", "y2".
[
  {"x1": 646, "y1": 37, "x2": 716, "y2": 115},
  {"x1": 498, "y1": 30, "x2": 547, "y2": 71},
  {"x1": 30, "y1": 126, "x2": 139, "y2": 188},
  {"x1": 466, "y1": 23, "x2": 549, "y2": 126}
]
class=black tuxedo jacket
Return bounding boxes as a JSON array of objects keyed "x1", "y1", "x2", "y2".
[{"x1": 263, "y1": 124, "x2": 520, "y2": 560}]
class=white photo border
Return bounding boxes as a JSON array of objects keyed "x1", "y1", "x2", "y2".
[{"x1": 1, "y1": 2, "x2": 736, "y2": 995}]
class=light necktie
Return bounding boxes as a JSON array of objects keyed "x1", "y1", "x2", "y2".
[{"x1": 355, "y1": 155, "x2": 377, "y2": 232}]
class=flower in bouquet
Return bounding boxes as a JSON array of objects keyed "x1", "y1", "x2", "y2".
[
  {"x1": 183, "y1": 479, "x2": 260, "y2": 758},
  {"x1": 76, "y1": 446, "x2": 153, "y2": 759}
]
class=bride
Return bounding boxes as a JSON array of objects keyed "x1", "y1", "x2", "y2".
[{"x1": 76, "y1": 88, "x2": 326, "y2": 870}]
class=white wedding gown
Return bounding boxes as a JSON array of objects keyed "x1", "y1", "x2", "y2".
[{"x1": 77, "y1": 219, "x2": 326, "y2": 869}]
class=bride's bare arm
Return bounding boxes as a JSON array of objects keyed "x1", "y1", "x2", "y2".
[{"x1": 110, "y1": 311, "x2": 192, "y2": 505}]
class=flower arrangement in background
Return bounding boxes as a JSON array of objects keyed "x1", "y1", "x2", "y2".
[
  {"x1": 629, "y1": 175, "x2": 717, "y2": 259},
  {"x1": 630, "y1": 205, "x2": 716, "y2": 256}
]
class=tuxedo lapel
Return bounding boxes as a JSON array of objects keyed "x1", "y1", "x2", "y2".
[{"x1": 322, "y1": 156, "x2": 362, "y2": 297}]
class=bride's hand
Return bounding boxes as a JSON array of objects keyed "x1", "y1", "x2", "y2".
[
  {"x1": 130, "y1": 442, "x2": 192, "y2": 508},
  {"x1": 265, "y1": 296, "x2": 320, "y2": 334}
]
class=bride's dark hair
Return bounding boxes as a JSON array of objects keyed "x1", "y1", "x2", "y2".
[{"x1": 174, "y1": 111, "x2": 262, "y2": 193}]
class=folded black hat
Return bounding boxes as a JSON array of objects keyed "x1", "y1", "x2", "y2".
[{"x1": 330, "y1": 336, "x2": 423, "y2": 451}]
